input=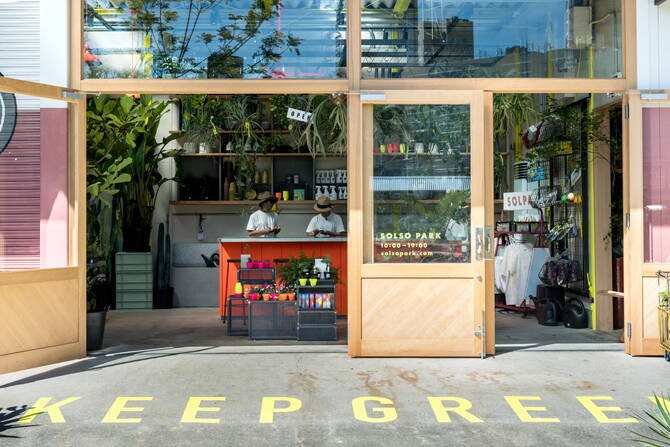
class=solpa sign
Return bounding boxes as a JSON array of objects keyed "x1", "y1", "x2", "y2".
[
  {"x1": 503, "y1": 192, "x2": 533, "y2": 210},
  {"x1": 0, "y1": 73, "x2": 17, "y2": 154}
]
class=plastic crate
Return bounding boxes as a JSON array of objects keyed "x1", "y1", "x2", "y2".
[
  {"x1": 116, "y1": 252, "x2": 153, "y2": 309},
  {"x1": 238, "y1": 268, "x2": 276, "y2": 285},
  {"x1": 298, "y1": 310, "x2": 336, "y2": 325},
  {"x1": 227, "y1": 297, "x2": 249, "y2": 336},
  {"x1": 297, "y1": 325, "x2": 337, "y2": 341},
  {"x1": 248, "y1": 301, "x2": 297, "y2": 340}
]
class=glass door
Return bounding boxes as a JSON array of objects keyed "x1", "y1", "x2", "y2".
[
  {"x1": 0, "y1": 77, "x2": 86, "y2": 373},
  {"x1": 349, "y1": 91, "x2": 493, "y2": 357},
  {"x1": 625, "y1": 94, "x2": 670, "y2": 356}
]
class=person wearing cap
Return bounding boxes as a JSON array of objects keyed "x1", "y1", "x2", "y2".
[
  {"x1": 306, "y1": 196, "x2": 346, "y2": 238},
  {"x1": 247, "y1": 192, "x2": 281, "y2": 237}
]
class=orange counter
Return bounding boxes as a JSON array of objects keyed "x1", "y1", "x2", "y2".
[{"x1": 218, "y1": 238, "x2": 347, "y2": 317}]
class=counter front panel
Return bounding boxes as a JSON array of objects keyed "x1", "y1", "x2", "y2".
[{"x1": 219, "y1": 239, "x2": 347, "y2": 316}]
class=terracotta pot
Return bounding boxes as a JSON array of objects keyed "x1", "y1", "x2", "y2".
[
  {"x1": 279, "y1": 293, "x2": 288, "y2": 301},
  {"x1": 262, "y1": 293, "x2": 271, "y2": 301},
  {"x1": 287, "y1": 293, "x2": 296, "y2": 301}
]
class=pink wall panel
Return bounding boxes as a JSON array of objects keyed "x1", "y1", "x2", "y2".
[
  {"x1": 643, "y1": 107, "x2": 670, "y2": 263},
  {"x1": 39, "y1": 108, "x2": 69, "y2": 268}
]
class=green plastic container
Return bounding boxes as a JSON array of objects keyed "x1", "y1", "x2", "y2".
[{"x1": 116, "y1": 252, "x2": 153, "y2": 309}]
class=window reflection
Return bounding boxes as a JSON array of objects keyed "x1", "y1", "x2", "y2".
[
  {"x1": 361, "y1": 0, "x2": 621, "y2": 79},
  {"x1": 84, "y1": 0, "x2": 346, "y2": 79},
  {"x1": 371, "y1": 105, "x2": 471, "y2": 263}
]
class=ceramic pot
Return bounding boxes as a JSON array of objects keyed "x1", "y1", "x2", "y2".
[
  {"x1": 287, "y1": 293, "x2": 296, "y2": 301},
  {"x1": 309, "y1": 278, "x2": 318, "y2": 286},
  {"x1": 248, "y1": 293, "x2": 260, "y2": 301},
  {"x1": 270, "y1": 293, "x2": 280, "y2": 301},
  {"x1": 262, "y1": 293, "x2": 271, "y2": 301},
  {"x1": 279, "y1": 293, "x2": 287, "y2": 301},
  {"x1": 299, "y1": 278, "x2": 308, "y2": 286}
]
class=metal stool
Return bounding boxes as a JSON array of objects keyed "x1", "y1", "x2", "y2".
[{"x1": 223, "y1": 259, "x2": 240, "y2": 321}]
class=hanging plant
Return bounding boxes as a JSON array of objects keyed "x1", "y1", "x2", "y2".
[{"x1": 302, "y1": 94, "x2": 347, "y2": 157}]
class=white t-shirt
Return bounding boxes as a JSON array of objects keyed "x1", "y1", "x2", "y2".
[
  {"x1": 306, "y1": 213, "x2": 345, "y2": 237},
  {"x1": 247, "y1": 210, "x2": 278, "y2": 237}
]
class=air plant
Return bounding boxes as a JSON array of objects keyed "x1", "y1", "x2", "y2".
[{"x1": 302, "y1": 94, "x2": 347, "y2": 157}]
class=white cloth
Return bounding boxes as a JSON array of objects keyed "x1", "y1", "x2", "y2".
[
  {"x1": 498, "y1": 242, "x2": 533, "y2": 306},
  {"x1": 246, "y1": 210, "x2": 278, "y2": 237},
  {"x1": 306, "y1": 213, "x2": 345, "y2": 237}
]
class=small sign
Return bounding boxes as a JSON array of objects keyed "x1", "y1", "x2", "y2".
[
  {"x1": 503, "y1": 192, "x2": 534, "y2": 210},
  {"x1": 287, "y1": 108, "x2": 312, "y2": 123}
]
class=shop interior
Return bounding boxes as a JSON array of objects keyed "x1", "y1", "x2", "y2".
[
  {"x1": 87, "y1": 91, "x2": 624, "y2": 351},
  {"x1": 490, "y1": 93, "x2": 624, "y2": 350}
]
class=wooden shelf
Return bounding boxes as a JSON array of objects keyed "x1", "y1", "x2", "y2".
[
  {"x1": 373, "y1": 152, "x2": 468, "y2": 156},
  {"x1": 170, "y1": 200, "x2": 347, "y2": 206},
  {"x1": 170, "y1": 129, "x2": 290, "y2": 135},
  {"x1": 178, "y1": 152, "x2": 345, "y2": 158},
  {"x1": 376, "y1": 199, "x2": 504, "y2": 204}
]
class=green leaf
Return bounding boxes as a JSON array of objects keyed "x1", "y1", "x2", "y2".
[{"x1": 120, "y1": 95, "x2": 135, "y2": 115}]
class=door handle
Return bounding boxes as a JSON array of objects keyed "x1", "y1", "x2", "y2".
[
  {"x1": 485, "y1": 226, "x2": 494, "y2": 260},
  {"x1": 475, "y1": 227, "x2": 483, "y2": 261}
]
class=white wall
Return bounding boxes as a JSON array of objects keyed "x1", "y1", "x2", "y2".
[{"x1": 637, "y1": 0, "x2": 670, "y2": 89}]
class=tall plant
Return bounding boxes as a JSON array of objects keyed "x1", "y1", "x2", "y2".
[{"x1": 115, "y1": 95, "x2": 183, "y2": 251}]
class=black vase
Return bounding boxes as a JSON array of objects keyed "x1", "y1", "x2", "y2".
[
  {"x1": 86, "y1": 310, "x2": 106, "y2": 351},
  {"x1": 122, "y1": 225, "x2": 152, "y2": 252}
]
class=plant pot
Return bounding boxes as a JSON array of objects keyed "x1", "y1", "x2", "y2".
[
  {"x1": 122, "y1": 225, "x2": 152, "y2": 252},
  {"x1": 298, "y1": 278, "x2": 308, "y2": 286},
  {"x1": 309, "y1": 278, "x2": 318, "y2": 286},
  {"x1": 154, "y1": 287, "x2": 174, "y2": 309},
  {"x1": 86, "y1": 310, "x2": 107, "y2": 351},
  {"x1": 270, "y1": 293, "x2": 280, "y2": 301},
  {"x1": 248, "y1": 293, "x2": 260, "y2": 301},
  {"x1": 287, "y1": 293, "x2": 296, "y2": 301},
  {"x1": 279, "y1": 293, "x2": 288, "y2": 301},
  {"x1": 262, "y1": 293, "x2": 271, "y2": 301}
]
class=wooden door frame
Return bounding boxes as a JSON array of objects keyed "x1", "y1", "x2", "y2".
[
  {"x1": 347, "y1": 90, "x2": 493, "y2": 357},
  {"x1": 0, "y1": 76, "x2": 87, "y2": 373},
  {"x1": 625, "y1": 91, "x2": 670, "y2": 356}
]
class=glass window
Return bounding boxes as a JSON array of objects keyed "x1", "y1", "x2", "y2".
[
  {"x1": 361, "y1": 0, "x2": 622, "y2": 79},
  {"x1": 643, "y1": 106, "x2": 670, "y2": 263},
  {"x1": 83, "y1": 0, "x2": 346, "y2": 79},
  {"x1": 0, "y1": 91, "x2": 70, "y2": 270},
  {"x1": 370, "y1": 104, "x2": 471, "y2": 263}
]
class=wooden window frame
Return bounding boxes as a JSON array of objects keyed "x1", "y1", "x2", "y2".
[{"x1": 72, "y1": 0, "x2": 636, "y2": 95}]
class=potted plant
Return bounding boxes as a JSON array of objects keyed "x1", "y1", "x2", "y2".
[
  {"x1": 116, "y1": 95, "x2": 183, "y2": 253},
  {"x1": 86, "y1": 259, "x2": 110, "y2": 351}
]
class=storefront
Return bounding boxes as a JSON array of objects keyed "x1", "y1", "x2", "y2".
[{"x1": 3, "y1": 0, "x2": 668, "y2": 375}]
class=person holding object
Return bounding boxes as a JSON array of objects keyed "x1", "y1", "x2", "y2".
[
  {"x1": 306, "y1": 196, "x2": 346, "y2": 238},
  {"x1": 247, "y1": 192, "x2": 280, "y2": 237}
]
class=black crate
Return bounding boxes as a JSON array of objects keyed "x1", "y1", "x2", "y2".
[
  {"x1": 298, "y1": 310, "x2": 336, "y2": 325},
  {"x1": 227, "y1": 297, "x2": 248, "y2": 336},
  {"x1": 249, "y1": 301, "x2": 297, "y2": 340},
  {"x1": 297, "y1": 325, "x2": 337, "y2": 341},
  {"x1": 238, "y1": 268, "x2": 275, "y2": 285}
]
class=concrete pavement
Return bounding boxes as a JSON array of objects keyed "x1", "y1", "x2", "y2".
[{"x1": 0, "y1": 309, "x2": 667, "y2": 446}]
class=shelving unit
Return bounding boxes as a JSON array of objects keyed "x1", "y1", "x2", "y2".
[
  {"x1": 178, "y1": 153, "x2": 345, "y2": 158},
  {"x1": 170, "y1": 200, "x2": 346, "y2": 206}
]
